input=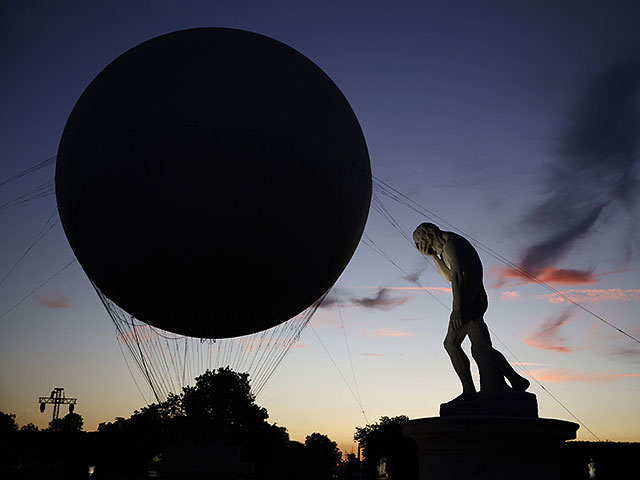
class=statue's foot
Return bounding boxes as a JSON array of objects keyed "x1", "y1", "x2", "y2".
[{"x1": 510, "y1": 375, "x2": 530, "y2": 392}]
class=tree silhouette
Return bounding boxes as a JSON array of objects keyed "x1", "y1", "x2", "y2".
[
  {"x1": 0, "y1": 411, "x2": 18, "y2": 436},
  {"x1": 338, "y1": 452, "x2": 361, "y2": 480},
  {"x1": 47, "y1": 412, "x2": 84, "y2": 433},
  {"x1": 181, "y1": 367, "x2": 268, "y2": 443},
  {"x1": 354, "y1": 415, "x2": 417, "y2": 480},
  {"x1": 95, "y1": 368, "x2": 344, "y2": 478},
  {"x1": 305, "y1": 432, "x2": 342, "y2": 480},
  {"x1": 19, "y1": 422, "x2": 39, "y2": 432}
]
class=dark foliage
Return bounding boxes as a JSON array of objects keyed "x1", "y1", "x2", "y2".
[
  {"x1": 47, "y1": 412, "x2": 84, "y2": 433},
  {"x1": 93, "y1": 368, "x2": 343, "y2": 479},
  {"x1": 304, "y1": 432, "x2": 342, "y2": 480},
  {"x1": 0, "y1": 411, "x2": 17, "y2": 435},
  {"x1": 338, "y1": 452, "x2": 362, "y2": 480},
  {"x1": 354, "y1": 415, "x2": 418, "y2": 480}
]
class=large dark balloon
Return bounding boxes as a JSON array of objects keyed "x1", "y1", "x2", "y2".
[{"x1": 56, "y1": 28, "x2": 371, "y2": 338}]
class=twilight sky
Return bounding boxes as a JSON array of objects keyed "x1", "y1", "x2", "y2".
[{"x1": 1, "y1": 0, "x2": 639, "y2": 452}]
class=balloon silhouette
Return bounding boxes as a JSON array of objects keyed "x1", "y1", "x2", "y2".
[{"x1": 56, "y1": 28, "x2": 371, "y2": 338}]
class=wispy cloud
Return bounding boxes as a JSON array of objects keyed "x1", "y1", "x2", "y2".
[
  {"x1": 359, "y1": 285, "x2": 451, "y2": 293},
  {"x1": 510, "y1": 58, "x2": 640, "y2": 278},
  {"x1": 36, "y1": 293, "x2": 70, "y2": 309},
  {"x1": 606, "y1": 345, "x2": 640, "y2": 362},
  {"x1": 319, "y1": 287, "x2": 410, "y2": 312},
  {"x1": 500, "y1": 290, "x2": 522, "y2": 301},
  {"x1": 362, "y1": 352, "x2": 385, "y2": 357},
  {"x1": 525, "y1": 308, "x2": 574, "y2": 353},
  {"x1": 350, "y1": 288, "x2": 408, "y2": 311},
  {"x1": 401, "y1": 263, "x2": 429, "y2": 284},
  {"x1": 540, "y1": 288, "x2": 640, "y2": 304},
  {"x1": 529, "y1": 368, "x2": 640, "y2": 384},
  {"x1": 364, "y1": 328, "x2": 413, "y2": 337}
]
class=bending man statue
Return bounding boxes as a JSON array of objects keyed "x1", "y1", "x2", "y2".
[{"x1": 413, "y1": 222, "x2": 529, "y2": 402}]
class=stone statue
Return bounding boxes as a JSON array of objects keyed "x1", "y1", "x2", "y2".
[{"x1": 413, "y1": 222, "x2": 531, "y2": 410}]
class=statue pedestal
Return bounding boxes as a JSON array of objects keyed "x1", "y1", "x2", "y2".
[
  {"x1": 440, "y1": 391, "x2": 538, "y2": 417},
  {"x1": 403, "y1": 416, "x2": 579, "y2": 480}
]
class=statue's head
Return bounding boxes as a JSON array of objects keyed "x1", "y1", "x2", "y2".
[{"x1": 413, "y1": 222, "x2": 443, "y2": 254}]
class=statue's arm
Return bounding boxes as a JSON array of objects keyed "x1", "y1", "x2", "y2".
[
  {"x1": 444, "y1": 241, "x2": 466, "y2": 329},
  {"x1": 431, "y1": 254, "x2": 452, "y2": 283}
]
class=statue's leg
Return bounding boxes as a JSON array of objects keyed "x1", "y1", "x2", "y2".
[
  {"x1": 494, "y1": 350, "x2": 530, "y2": 391},
  {"x1": 443, "y1": 322, "x2": 476, "y2": 395},
  {"x1": 467, "y1": 318, "x2": 509, "y2": 393}
]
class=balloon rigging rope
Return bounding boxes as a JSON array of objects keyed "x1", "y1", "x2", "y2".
[
  {"x1": 0, "y1": 259, "x2": 75, "y2": 322},
  {"x1": 102, "y1": 283, "x2": 324, "y2": 402},
  {"x1": 0, "y1": 179, "x2": 55, "y2": 212},
  {"x1": 334, "y1": 287, "x2": 369, "y2": 424},
  {"x1": 309, "y1": 321, "x2": 367, "y2": 422},
  {"x1": 0, "y1": 155, "x2": 56, "y2": 188},
  {"x1": 0, "y1": 206, "x2": 58, "y2": 288}
]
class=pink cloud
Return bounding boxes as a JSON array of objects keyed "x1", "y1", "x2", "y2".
[
  {"x1": 496, "y1": 266, "x2": 596, "y2": 287},
  {"x1": 525, "y1": 308, "x2": 574, "y2": 353},
  {"x1": 365, "y1": 327, "x2": 413, "y2": 337},
  {"x1": 529, "y1": 368, "x2": 640, "y2": 384},
  {"x1": 36, "y1": 293, "x2": 70, "y2": 309},
  {"x1": 362, "y1": 352, "x2": 384, "y2": 357},
  {"x1": 500, "y1": 290, "x2": 522, "y2": 301},
  {"x1": 540, "y1": 288, "x2": 640, "y2": 304}
]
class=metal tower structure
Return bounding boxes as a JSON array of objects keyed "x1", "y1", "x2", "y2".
[{"x1": 38, "y1": 387, "x2": 77, "y2": 422}]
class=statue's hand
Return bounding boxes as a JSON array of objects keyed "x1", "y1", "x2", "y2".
[
  {"x1": 450, "y1": 311, "x2": 464, "y2": 330},
  {"x1": 415, "y1": 240, "x2": 430, "y2": 256}
]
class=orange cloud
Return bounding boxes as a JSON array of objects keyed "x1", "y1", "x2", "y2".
[
  {"x1": 365, "y1": 328, "x2": 412, "y2": 337},
  {"x1": 540, "y1": 288, "x2": 640, "y2": 304},
  {"x1": 36, "y1": 293, "x2": 70, "y2": 309},
  {"x1": 529, "y1": 368, "x2": 640, "y2": 384},
  {"x1": 497, "y1": 267, "x2": 596, "y2": 287},
  {"x1": 525, "y1": 308, "x2": 574, "y2": 353},
  {"x1": 500, "y1": 290, "x2": 522, "y2": 301}
]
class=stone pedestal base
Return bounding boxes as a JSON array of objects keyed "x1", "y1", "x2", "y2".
[
  {"x1": 440, "y1": 391, "x2": 538, "y2": 417},
  {"x1": 403, "y1": 416, "x2": 579, "y2": 480}
]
